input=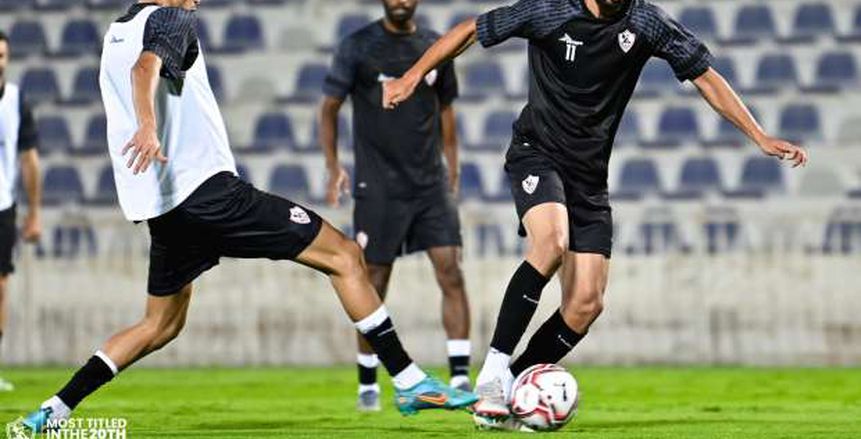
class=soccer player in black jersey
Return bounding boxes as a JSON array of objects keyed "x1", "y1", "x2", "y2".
[
  {"x1": 321, "y1": 0, "x2": 472, "y2": 411},
  {"x1": 384, "y1": 0, "x2": 808, "y2": 429}
]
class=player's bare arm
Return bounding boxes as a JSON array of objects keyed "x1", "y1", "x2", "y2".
[
  {"x1": 383, "y1": 18, "x2": 476, "y2": 109},
  {"x1": 125, "y1": 51, "x2": 168, "y2": 175},
  {"x1": 19, "y1": 148, "x2": 41, "y2": 242},
  {"x1": 440, "y1": 104, "x2": 460, "y2": 196},
  {"x1": 320, "y1": 95, "x2": 350, "y2": 207},
  {"x1": 693, "y1": 68, "x2": 808, "y2": 168}
]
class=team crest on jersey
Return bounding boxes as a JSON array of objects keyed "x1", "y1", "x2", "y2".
[
  {"x1": 289, "y1": 206, "x2": 311, "y2": 225},
  {"x1": 559, "y1": 34, "x2": 584, "y2": 62},
  {"x1": 522, "y1": 175, "x2": 540, "y2": 195},
  {"x1": 618, "y1": 30, "x2": 636, "y2": 53}
]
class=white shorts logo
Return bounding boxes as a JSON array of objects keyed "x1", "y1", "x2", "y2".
[
  {"x1": 289, "y1": 206, "x2": 311, "y2": 225},
  {"x1": 619, "y1": 30, "x2": 636, "y2": 53},
  {"x1": 356, "y1": 231, "x2": 369, "y2": 249},
  {"x1": 522, "y1": 175, "x2": 540, "y2": 195}
]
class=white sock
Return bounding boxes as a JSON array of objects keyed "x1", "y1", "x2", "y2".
[
  {"x1": 41, "y1": 396, "x2": 72, "y2": 420},
  {"x1": 392, "y1": 363, "x2": 426, "y2": 390},
  {"x1": 450, "y1": 374, "x2": 471, "y2": 389},
  {"x1": 354, "y1": 306, "x2": 389, "y2": 334},
  {"x1": 356, "y1": 353, "x2": 379, "y2": 369},
  {"x1": 476, "y1": 348, "x2": 511, "y2": 387},
  {"x1": 501, "y1": 368, "x2": 515, "y2": 400},
  {"x1": 95, "y1": 350, "x2": 119, "y2": 376},
  {"x1": 358, "y1": 383, "x2": 380, "y2": 395},
  {"x1": 446, "y1": 339, "x2": 471, "y2": 358}
]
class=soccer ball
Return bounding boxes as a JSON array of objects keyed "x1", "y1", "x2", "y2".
[{"x1": 509, "y1": 364, "x2": 579, "y2": 431}]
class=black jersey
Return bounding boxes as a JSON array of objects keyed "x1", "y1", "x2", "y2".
[
  {"x1": 477, "y1": 0, "x2": 712, "y2": 188},
  {"x1": 324, "y1": 21, "x2": 458, "y2": 198}
]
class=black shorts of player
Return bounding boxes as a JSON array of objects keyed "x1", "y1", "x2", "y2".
[
  {"x1": 0, "y1": 205, "x2": 16, "y2": 275},
  {"x1": 353, "y1": 184, "x2": 462, "y2": 265},
  {"x1": 505, "y1": 138, "x2": 613, "y2": 258},
  {"x1": 147, "y1": 172, "x2": 323, "y2": 296}
]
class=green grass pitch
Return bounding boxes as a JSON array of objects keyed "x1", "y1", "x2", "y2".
[{"x1": 2, "y1": 367, "x2": 860, "y2": 438}]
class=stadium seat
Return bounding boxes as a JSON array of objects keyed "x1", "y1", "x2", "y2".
[
  {"x1": 615, "y1": 110, "x2": 641, "y2": 146},
  {"x1": 308, "y1": 114, "x2": 351, "y2": 152},
  {"x1": 649, "y1": 106, "x2": 700, "y2": 146},
  {"x1": 68, "y1": 66, "x2": 101, "y2": 105},
  {"x1": 91, "y1": 164, "x2": 116, "y2": 206},
  {"x1": 57, "y1": 19, "x2": 101, "y2": 57},
  {"x1": 78, "y1": 114, "x2": 107, "y2": 155},
  {"x1": 21, "y1": 68, "x2": 60, "y2": 105},
  {"x1": 752, "y1": 54, "x2": 798, "y2": 93},
  {"x1": 728, "y1": 5, "x2": 777, "y2": 44},
  {"x1": 710, "y1": 56, "x2": 739, "y2": 88},
  {"x1": 8, "y1": 20, "x2": 47, "y2": 58},
  {"x1": 471, "y1": 110, "x2": 516, "y2": 151},
  {"x1": 679, "y1": 6, "x2": 718, "y2": 40},
  {"x1": 840, "y1": 6, "x2": 861, "y2": 41},
  {"x1": 616, "y1": 158, "x2": 662, "y2": 199},
  {"x1": 0, "y1": 0, "x2": 36, "y2": 11},
  {"x1": 222, "y1": 15, "x2": 264, "y2": 52},
  {"x1": 787, "y1": 3, "x2": 835, "y2": 42},
  {"x1": 476, "y1": 223, "x2": 506, "y2": 257},
  {"x1": 705, "y1": 217, "x2": 742, "y2": 254},
  {"x1": 235, "y1": 163, "x2": 251, "y2": 183},
  {"x1": 779, "y1": 104, "x2": 822, "y2": 144},
  {"x1": 673, "y1": 157, "x2": 723, "y2": 198},
  {"x1": 462, "y1": 61, "x2": 507, "y2": 100},
  {"x1": 336, "y1": 13, "x2": 372, "y2": 41},
  {"x1": 268, "y1": 164, "x2": 312, "y2": 201},
  {"x1": 812, "y1": 52, "x2": 858, "y2": 92},
  {"x1": 36, "y1": 0, "x2": 82, "y2": 10},
  {"x1": 731, "y1": 156, "x2": 784, "y2": 197},
  {"x1": 43, "y1": 166, "x2": 85, "y2": 205},
  {"x1": 251, "y1": 112, "x2": 296, "y2": 152},
  {"x1": 36, "y1": 116, "x2": 73, "y2": 155},
  {"x1": 196, "y1": 17, "x2": 214, "y2": 52},
  {"x1": 636, "y1": 60, "x2": 678, "y2": 97},
  {"x1": 206, "y1": 65, "x2": 225, "y2": 103},
  {"x1": 459, "y1": 162, "x2": 486, "y2": 200},
  {"x1": 287, "y1": 63, "x2": 328, "y2": 103},
  {"x1": 86, "y1": 0, "x2": 127, "y2": 10}
]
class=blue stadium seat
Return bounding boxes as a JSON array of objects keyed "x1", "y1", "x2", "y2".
[
  {"x1": 78, "y1": 114, "x2": 107, "y2": 155},
  {"x1": 86, "y1": 0, "x2": 127, "y2": 10},
  {"x1": 206, "y1": 65, "x2": 225, "y2": 103},
  {"x1": 91, "y1": 164, "x2": 116, "y2": 206},
  {"x1": 705, "y1": 219, "x2": 742, "y2": 254},
  {"x1": 615, "y1": 110, "x2": 641, "y2": 146},
  {"x1": 37, "y1": 0, "x2": 83, "y2": 10},
  {"x1": 674, "y1": 157, "x2": 723, "y2": 198},
  {"x1": 21, "y1": 68, "x2": 61, "y2": 105},
  {"x1": 843, "y1": 6, "x2": 861, "y2": 41},
  {"x1": 679, "y1": 6, "x2": 718, "y2": 40},
  {"x1": 710, "y1": 56, "x2": 739, "y2": 88},
  {"x1": 471, "y1": 111, "x2": 515, "y2": 150},
  {"x1": 630, "y1": 221, "x2": 686, "y2": 255},
  {"x1": 251, "y1": 112, "x2": 296, "y2": 151},
  {"x1": 222, "y1": 15, "x2": 264, "y2": 52},
  {"x1": 288, "y1": 63, "x2": 328, "y2": 103},
  {"x1": 462, "y1": 61, "x2": 506, "y2": 100},
  {"x1": 0, "y1": 0, "x2": 36, "y2": 11},
  {"x1": 43, "y1": 166, "x2": 85, "y2": 205},
  {"x1": 813, "y1": 52, "x2": 858, "y2": 91},
  {"x1": 753, "y1": 54, "x2": 798, "y2": 93},
  {"x1": 9, "y1": 20, "x2": 47, "y2": 58},
  {"x1": 36, "y1": 116, "x2": 73, "y2": 155},
  {"x1": 235, "y1": 163, "x2": 251, "y2": 183},
  {"x1": 336, "y1": 14, "x2": 371, "y2": 41},
  {"x1": 779, "y1": 104, "x2": 822, "y2": 143},
  {"x1": 268, "y1": 164, "x2": 312, "y2": 201},
  {"x1": 68, "y1": 66, "x2": 100, "y2": 105},
  {"x1": 196, "y1": 17, "x2": 213, "y2": 52},
  {"x1": 651, "y1": 106, "x2": 699, "y2": 146},
  {"x1": 733, "y1": 156, "x2": 784, "y2": 197},
  {"x1": 616, "y1": 158, "x2": 661, "y2": 199},
  {"x1": 729, "y1": 5, "x2": 777, "y2": 44},
  {"x1": 789, "y1": 3, "x2": 835, "y2": 41},
  {"x1": 459, "y1": 162, "x2": 486, "y2": 200},
  {"x1": 58, "y1": 19, "x2": 100, "y2": 57},
  {"x1": 636, "y1": 60, "x2": 678, "y2": 97}
]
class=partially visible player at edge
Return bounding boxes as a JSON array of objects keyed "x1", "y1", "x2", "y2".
[
  {"x1": 383, "y1": 0, "x2": 808, "y2": 430},
  {"x1": 321, "y1": 0, "x2": 472, "y2": 411},
  {"x1": 17, "y1": 0, "x2": 476, "y2": 432},
  {"x1": 0, "y1": 31, "x2": 43, "y2": 393}
]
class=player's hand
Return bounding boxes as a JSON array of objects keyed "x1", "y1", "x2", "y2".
[
  {"x1": 22, "y1": 212, "x2": 41, "y2": 243},
  {"x1": 326, "y1": 165, "x2": 351, "y2": 208},
  {"x1": 757, "y1": 136, "x2": 808, "y2": 168},
  {"x1": 123, "y1": 125, "x2": 168, "y2": 175},
  {"x1": 382, "y1": 73, "x2": 420, "y2": 110}
]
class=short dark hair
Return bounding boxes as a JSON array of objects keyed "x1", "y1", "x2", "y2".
[{"x1": 0, "y1": 31, "x2": 7, "y2": 43}]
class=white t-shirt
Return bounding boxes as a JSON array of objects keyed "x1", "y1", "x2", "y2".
[{"x1": 0, "y1": 83, "x2": 22, "y2": 211}]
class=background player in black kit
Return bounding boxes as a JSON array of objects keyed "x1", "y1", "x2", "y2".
[
  {"x1": 384, "y1": 0, "x2": 809, "y2": 429},
  {"x1": 321, "y1": 0, "x2": 472, "y2": 411}
]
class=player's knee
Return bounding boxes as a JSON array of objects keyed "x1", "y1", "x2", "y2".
[
  {"x1": 330, "y1": 239, "x2": 365, "y2": 278},
  {"x1": 530, "y1": 229, "x2": 568, "y2": 265},
  {"x1": 435, "y1": 260, "x2": 465, "y2": 293},
  {"x1": 564, "y1": 289, "x2": 605, "y2": 323}
]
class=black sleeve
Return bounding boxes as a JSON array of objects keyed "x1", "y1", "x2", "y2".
[
  {"x1": 323, "y1": 37, "x2": 359, "y2": 99},
  {"x1": 143, "y1": 7, "x2": 199, "y2": 80},
  {"x1": 638, "y1": 4, "x2": 713, "y2": 82},
  {"x1": 17, "y1": 93, "x2": 38, "y2": 152},
  {"x1": 435, "y1": 60, "x2": 459, "y2": 106},
  {"x1": 476, "y1": 0, "x2": 568, "y2": 47}
]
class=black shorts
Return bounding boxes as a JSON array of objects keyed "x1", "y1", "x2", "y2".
[
  {"x1": 353, "y1": 185, "x2": 462, "y2": 265},
  {"x1": 505, "y1": 139, "x2": 613, "y2": 258},
  {"x1": 147, "y1": 172, "x2": 323, "y2": 296},
  {"x1": 0, "y1": 205, "x2": 16, "y2": 275}
]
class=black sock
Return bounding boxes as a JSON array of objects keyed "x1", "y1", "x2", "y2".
[
  {"x1": 360, "y1": 318, "x2": 413, "y2": 377},
  {"x1": 449, "y1": 355, "x2": 470, "y2": 379},
  {"x1": 56, "y1": 355, "x2": 116, "y2": 410},
  {"x1": 490, "y1": 261, "x2": 550, "y2": 355},
  {"x1": 357, "y1": 361, "x2": 377, "y2": 386},
  {"x1": 510, "y1": 310, "x2": 585, "y2": 377}
]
